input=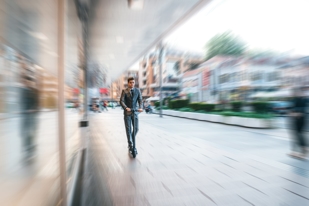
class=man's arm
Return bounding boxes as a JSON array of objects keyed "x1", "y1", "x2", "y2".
[
  {"x1": 138, "y1": 89, "x2": 143, "y2": 110},
  {"x1": 120, "y1": 90, "x2": 128, "y2": 110}
]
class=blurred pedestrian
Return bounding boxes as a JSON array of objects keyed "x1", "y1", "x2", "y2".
[
  {"x1": 20, "y1": 74, "x2": 39, "y2": 158},
  {"x1": 103, "y1": 101, "x2": 108, "y2": 111},
  {"x1": 288, "y1": 87, "x2": 308, "y2": 159},
  {"x1": 92, "y1": 101, "x2": 101, "y2": 113}
]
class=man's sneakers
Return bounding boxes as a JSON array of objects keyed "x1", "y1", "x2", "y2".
[{"x1": 128, "y1": 146, "x2": 138, "y2": 158}]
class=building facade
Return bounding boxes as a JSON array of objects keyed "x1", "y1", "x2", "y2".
[
  {"x1": 181, "y1": 56, "x2": 291, "y2": 103},
  {"x1": 279, "y1": 57, "x2": 309, "y2": 89},
  {"x1": 139, "y1": 47, "x2": 204, "y2": 99}
]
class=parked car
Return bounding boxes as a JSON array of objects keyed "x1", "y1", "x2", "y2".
[{"x1": 269, "y1": 101, "x2": 292, "y2": 115}]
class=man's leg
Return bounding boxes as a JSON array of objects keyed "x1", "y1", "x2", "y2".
[
  {"x1": 297, "y1": 117, "x2": 307, "y2": 155},
  {"x1": 131, "y1": 115, "x2": 139, "y2": 150},
  {"x1": 21, "y1": 114, "x2": 30, "y2": 151},
  {"x1": 288, "y1": 118, "x2": 300, "y2": 157},
  {"x1": 289, "y1": 117, "x2": 308, "y2": 159},
  {"x1": 124, "y1": 116, "x2": 133, "y2": 149}
]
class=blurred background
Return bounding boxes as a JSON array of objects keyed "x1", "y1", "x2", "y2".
[{"x1": 1, "y1": 0, "x2": 309, "y2": 205}]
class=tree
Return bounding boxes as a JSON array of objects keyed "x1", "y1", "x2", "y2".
[{"x1": 205, "y1": 32, "x2": 246, "y2": 60}]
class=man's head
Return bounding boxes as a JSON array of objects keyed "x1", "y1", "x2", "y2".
[{"x1": 127, "y1": 77, "x2": 135, "y2": 89}]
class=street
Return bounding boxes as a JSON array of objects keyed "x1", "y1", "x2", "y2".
[{"x1": 83, "y1": 108, "x2": 309, "y2": 206}]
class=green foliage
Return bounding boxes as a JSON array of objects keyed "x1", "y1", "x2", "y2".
[
  {"x1": 205, "y1": 31, "x2": 246, "y2": 60},
  {"x1": 215, "y1": 104, "x2": 225, "y2": 112},
  {"x1": 212, "y1": 104, "x2": 224, "y2": 112},
  {"x1": 231, "y1": 101, "x2": 243, "y2": 112},
  {"x1": 188, "y1": 103, "x2": 203, "y2": 110},
  {"x1": 213, "y1": 108, "x2": 223, "y2": 112},
  {"x1": 163, "y1": 97, "x2": 172, "y2": 107},
  {"x1": 156, "y1": 106, "x2": 169, "y2": 110},
  {"x1": 167, "y1": 97, "x2": 172, "y2": 108},
  {"x1": 179, "y1": 107, "x2": 194, "y2": 112},
  {"x1": 162, "y1": 98, "x2": 167, "y2": 106},
  {"x1": 195, "y1": 110, "x2": 207, "y2": 113},
  {"x1": 188, "y1": 103, "x2": 216, "y2": 112},
  {"x1": 186, "y1": 94, "x2": 192, "y2": 103},
  {"x1": 173, "y1": 105, "x2": 273, "y2": 119},
  {"x1": 169, "y1": 99, "x2": 189, "y2": 109},
  {"x1": 251, "y1": 102, "x2": 270, "y2": 113},
  {"x1": 204, "y1": 104, "x2": 216, "y2": 112},
  {"x1": 219, "y1": 111, "x2": 273, "y2": 119},
  {"x1": 154, "y1": 101, "x2": 160, "y2": 107}
]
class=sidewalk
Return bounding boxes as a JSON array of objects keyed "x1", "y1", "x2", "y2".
[{"x1": 84, "y1": 108, "x2": 309, "y2": 206}]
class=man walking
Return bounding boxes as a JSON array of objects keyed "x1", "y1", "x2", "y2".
[
  {"x1": 120, "y1": 77, "x2": 143, "y2": 156},
  {"x1": 103, "y1": 101, "x2": 108, "y2": 111},
  {"x1": 288, "y1": 87, "x2": 308, "y2": 159},
  {"x1": 21, "y1": 73, "x2": 39, "y2": 158}
]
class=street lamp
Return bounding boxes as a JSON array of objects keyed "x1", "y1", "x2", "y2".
[{"x1": 158, "y1": 42, "x2": 164, "y2": 118}]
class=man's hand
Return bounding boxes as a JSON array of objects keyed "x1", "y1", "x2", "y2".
[
  {"x1": 126, "y1": 108, "x2": 131, "y2": 112},
  {"x1": 138, "y1": 109, "x2": 143, "y2": 112}
]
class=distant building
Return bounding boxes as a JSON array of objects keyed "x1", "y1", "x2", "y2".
[
  {"x1": 180, "y1": 57, "x2": 221, "y2": 102},
  {"x1": 183, "y1": 55, "x2": 293, "y2": 102},
  {"x1": 279, "y1": 56, "x2": 309, "y2": 88},
  {"x1": 139, "y1": 47, "x2": 204, "y2": 99}
]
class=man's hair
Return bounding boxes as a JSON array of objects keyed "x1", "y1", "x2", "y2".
[{"x1": 128, "y1": 77, "x2": 135, "y2": 83}]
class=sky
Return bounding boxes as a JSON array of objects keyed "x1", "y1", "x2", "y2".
[{"x1": 164, "y1": 0, "x2": 309, "y2": 56}]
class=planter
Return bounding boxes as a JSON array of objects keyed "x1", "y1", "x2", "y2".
[
  {"x1": 208, "y1": 114, "x2": 223, "y2": 123},
  {"x1": 163, "y1": 110, "x2": 171, "y2": 115},
  {"x1": 223, "y1": 116, "x2": 236, "y2": 125},
  {"x1": 235, "y1": 117, "x2": 274, "y2": 128},
  {"x1": 194, "y1": 113, "x2": 206, "y2": 121},
  {"x1": 179, "y1": 112, "x2": 186, "y2": 118},
  {"x1": 163, "y1": 110, "x2": 178, "y2": 117},
  {"x1": 223, "y1": 116, "x2": 230, "y2": 125},
  {"x1": 161, "y1": 110, "x2": 273, "y2": 129},
  {"x1": 170, "y1": 110, "x2": 178, "y2": 116},
  {"x1": 186, "y1": 112, "x2": 196, "y2": 119},
  {"x1": 201, "y1": 114, "x2": 210, "y2": 121},
  {"x1": 231, "y1": 116, "x2": 240, "y2": 125}
]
